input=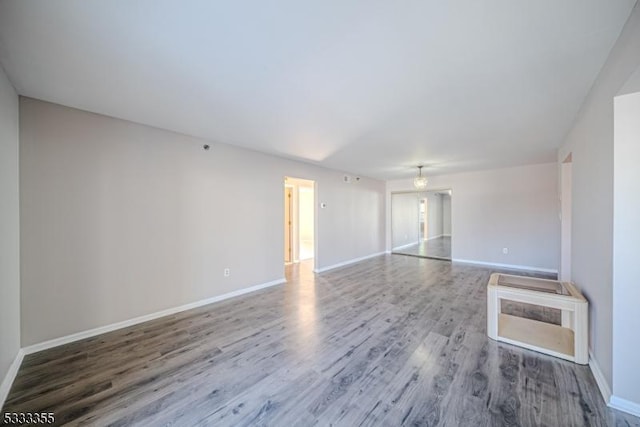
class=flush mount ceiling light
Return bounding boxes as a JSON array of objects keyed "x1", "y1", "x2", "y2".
[{"x1": 413, "y1": 165, "x2": 428, "y2": 190}]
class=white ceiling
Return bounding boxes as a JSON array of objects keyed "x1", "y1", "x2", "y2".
[{"x1": 0, "y1": 1, "x2": 636, "y2": 179}]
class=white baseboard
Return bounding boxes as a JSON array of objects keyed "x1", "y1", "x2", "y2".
[
  {"x1": 426, "y1": 234, "x2": 444, "y2": 241},
  {"x1": 587, "y1": 351, "x2": 640, "y2": 418},
  {"x1": 314, "y1": 252, "x2": 386, "y2": 273},
  {"x1": 443, "y1": 234, "x2": 451, "y2": 237},
  {"x1": 22, "y1": 278, "x2": 286, "y2": 355},
  {"x1": 391, "y1": 242, "x2": 420, "y2": 251},
  {"x1": 452, "y1": 258, "x2": 558, "y2": 274},
  {"x1": 589, "y1": 351, "x2": 612, "y2": 404},
  {"x1": 609, "y1": 395, "x2": 640, "y2": 418},
  {"x1": 0, "y1": 349, "x2": 25, "y2": 410}
]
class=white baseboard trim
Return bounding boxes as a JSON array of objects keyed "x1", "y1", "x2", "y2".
[
  {"x1": 609, "y1": 395, "x2": 640, "y2": 418},
  {"x1": 443, "y1": 234, "x2": 451, "y2": 237},
  {"x1": 586, "y1": 351, "x2": 640, "y2": 417},
  {"x1": 589, "y1": 351, "x2": 612, "y2": 405},
  {"x1": 314, "y1": 252, "x2": 386, "y2": 273},
  {"x1": 391, "y1": 242, "x2": 420, "y2": 251},
  {"x1": 426, "y1": 234, "x2": 444, "y2": 241},
  {"x1": 452, "y1": 258, "x2": 558, "y2": 274},
  {"x1": 22, "y1": 278, "x2": 286, "y2": 356},
  {"x1": 0, "y1": 349, "x2": 25, "y2": 410}
]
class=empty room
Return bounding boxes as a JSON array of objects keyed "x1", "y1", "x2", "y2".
[{"x1": 1, "y1": 1, "x2": 640, "y2": 426}]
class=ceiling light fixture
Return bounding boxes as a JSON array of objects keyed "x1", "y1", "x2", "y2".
[{"x1": 413, "y1": 165, "x2": 428, "y2": 190}]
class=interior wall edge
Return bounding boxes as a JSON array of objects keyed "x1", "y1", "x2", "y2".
[
  {"x1": 589, "y1": 350, "x2": 613, "y2": 405},
  {"x1": 0, "y1": 349, "x2": 24, "y2": 411},
  {"x1": 0, "y1": 61, "x2": 21, "y2": 412}
]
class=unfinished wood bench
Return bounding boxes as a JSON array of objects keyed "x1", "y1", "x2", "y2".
[{"x1": 487, "y1": 273, "x2": 588, "y2": 364}]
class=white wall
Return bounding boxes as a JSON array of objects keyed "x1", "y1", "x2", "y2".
[
  {"x1": 557, "y1": 4, "x2": 640, "y2": 390},
  {"x1": 442, "y1": 194, "x2": 451, "y2": 236},
  {"x1": 559, "y1": 161, "x2": 572, "y2": 282},
  {"x1": 19, "y1": 98, "x2": 385, "y2": 346},
  {"x1": 425, "y1": 193, "x2": 443, "y2": 239},
  {"x1": 387, "y1": 163, "x2": 559, "y2": 271},
  {"x1": 298, "y1": 186, "x2": 314, "y2": 243},
  {"x1": 391, "y1": 193, "x2": 419, "y2": 249},
  {"x1": 0, "y1": 66, "x2": 20, "y2": 403},
  {"x1": 612, "y1": 91, "x2": 640, "y2": 407}
]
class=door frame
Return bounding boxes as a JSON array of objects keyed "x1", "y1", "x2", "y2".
[
  {"x1": 284, "y1": 184, "x2": 294, "y2": 263},
  {"x1": 390, "y1": 188, "x2": 453, "y2": 259},
  {"x1": 283, "y1": 176, "x2": 317, "y2": 267}
]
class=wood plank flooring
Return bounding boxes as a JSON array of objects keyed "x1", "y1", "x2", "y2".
[{"x1": 2, "y1": 255, "x2": 639, "y2": 426}]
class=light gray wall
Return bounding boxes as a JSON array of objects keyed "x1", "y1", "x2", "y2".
[
  {"x1": 0, "y1": 66, "x2": 20, "y2": 398},
  {"x1": 387, "y1": 163, "x2": 559, "y2": 271},
  {"x1": 620, "y1": 64, "x2": 640, "y2": 95},
  {"x1": 613, "y1": 91, "x2": 640, "y2": 405},
  {"x1": 19, "y1": 98, "x2": 385, "y2": 346},
  {"x1": 559, "y1": 162, "x2": 572, "y2": 282},
  {"x1": 425, "y1": 193, "x2": 443, "y2": 239},
  {"x1": 557, "y1": 4, "x2": 640, "y2": 389},
  {"x1": 391, "y1": 193, "x2": 419, "y2": 249},
  {"x1": 442, "y1": 194, "x2": 452, "y2": 236}
]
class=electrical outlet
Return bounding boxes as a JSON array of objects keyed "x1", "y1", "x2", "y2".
[
  {"x1": 224, "y1": 268, "x2": 230, "y2": 277},
  {"x1": 502, "y1": 248, "x2": 509, "y2": 254}
]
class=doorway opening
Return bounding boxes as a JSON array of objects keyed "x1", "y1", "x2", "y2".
[
  {"x1": 391, "y1": 189, "x2": 452, "y2": 260},
  {"x1": 284, "y1": 177, "x2": 316, "y2": 269}
]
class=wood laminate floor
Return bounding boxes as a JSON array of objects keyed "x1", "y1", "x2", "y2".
[
  {"x1": 394, "y1": 237, "x2": 451, "y2": 260},
  {"x1": 3, "y1": 255, "x2": 639, "y2": 426}
]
